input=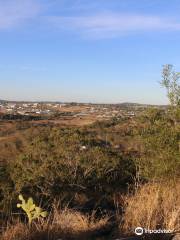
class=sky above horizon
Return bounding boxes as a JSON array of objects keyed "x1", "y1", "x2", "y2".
[{"x1": 1, "y1": 0, "x2": 180, "y2": 104}]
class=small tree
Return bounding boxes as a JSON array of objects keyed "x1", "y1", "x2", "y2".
[
  {"x1": 161, "y1": 64, "x2": 180, "y2": 124},
  {"x1": 161, "y1": 64, "x2": 180, "y2": 106},
  {"x1": 136, "y1": 65, "x2": 180, "y2": 180}
]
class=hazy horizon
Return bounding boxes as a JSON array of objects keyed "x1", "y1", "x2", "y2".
[
  {"x1": 1, "y1": 0, "x2": 180, "y2": 104},
  {"x1": 0, "y1": 97, "x2": 168, "y2": 106}
]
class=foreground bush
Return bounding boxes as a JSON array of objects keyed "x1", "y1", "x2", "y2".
[{"x1": 121, "y1": 180, "x2": 180, "y2": 234}]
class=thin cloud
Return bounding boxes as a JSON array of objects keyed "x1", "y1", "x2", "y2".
[
  {"x1": 0, "y1": 0, "x2": 41, "y2": 29},
  {"x1": 1, "y1": 0, "x2": 180, "y2": 39},
  {"x1": 49, "y1": 13, "x2": 180, "y2": 38}
]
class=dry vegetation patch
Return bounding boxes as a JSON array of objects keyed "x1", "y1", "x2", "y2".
[
  {"x1": 1, "y1": 208, "x2": 110, "y2": 240},
  {"x1": 121, "y1": 180, "x2": 180, "y2": 235}
]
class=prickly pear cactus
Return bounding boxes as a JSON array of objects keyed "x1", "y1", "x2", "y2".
[{"x1": 17, "y1": 194, "x2": 47, "y2": 224}]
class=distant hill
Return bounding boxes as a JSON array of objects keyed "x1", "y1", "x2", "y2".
[{"x1": 116, "y1": 102, "x2": 167, "y2": 108}]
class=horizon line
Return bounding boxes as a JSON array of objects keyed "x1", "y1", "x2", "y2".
[{"x1": 0, "y1": 98, "x2": 168, "y2": 106}]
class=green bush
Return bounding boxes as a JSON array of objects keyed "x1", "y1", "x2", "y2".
[{"x1": 137, "y1": 108, "x2": 180, "y2": 179}]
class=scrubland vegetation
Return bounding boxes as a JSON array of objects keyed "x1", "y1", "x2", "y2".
[{"x1": 0, "y1": 65, "x2": 180, "y2": 239}]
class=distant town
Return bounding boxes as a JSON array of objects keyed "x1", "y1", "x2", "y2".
[{"x1": 0, "y1": 99, "x2": 167, "y2": 124}]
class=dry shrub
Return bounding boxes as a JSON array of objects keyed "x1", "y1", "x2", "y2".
[
  {"x1": 51, "y1": 207, "x2": 108, "y2": 233},
  {"x1": 121, "y1": 180, "x2": 180, "y2": 234},
  {"x1": 1, "y1": 208, "x2": 110, "y2": 240},
  {"x1": 1, "y1": 223, "x2": 29, "y2": 240}
]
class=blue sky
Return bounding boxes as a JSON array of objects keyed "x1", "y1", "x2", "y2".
[{"x1": 0, "y1": 0, "x2": 180, "y2": 104}]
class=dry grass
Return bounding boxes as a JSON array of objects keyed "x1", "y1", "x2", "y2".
[
  {"x1": 1, "y1": 208, "x2": 110, "y2": 240},
  {"x1": 121, "y1": 180, "x2": 180, "y2": 234}
]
